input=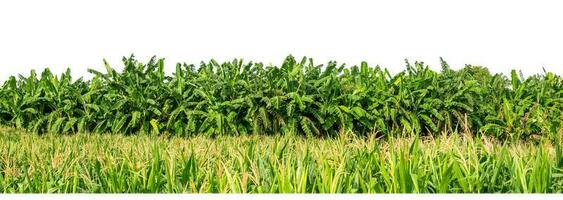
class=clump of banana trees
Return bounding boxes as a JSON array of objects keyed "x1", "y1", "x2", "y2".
[{"x1": 0, "y1": 55, "x2": 561, "y2": 140}]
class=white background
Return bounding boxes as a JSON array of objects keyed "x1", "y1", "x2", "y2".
[{"x1": 1, "y1": 0, "x2": 562, "y2": 82}]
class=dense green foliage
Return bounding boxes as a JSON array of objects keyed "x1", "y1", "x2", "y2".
[
  {"x1": 1, "y1": 127, "x2": 562, "y2": 193},
  {"x1": 0, "y1": 56, "x2": 562, "y2": 139}
]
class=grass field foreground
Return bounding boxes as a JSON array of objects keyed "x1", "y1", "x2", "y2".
[{"x1": 1, "y1": 127, "x2": 562, "y2": 193}]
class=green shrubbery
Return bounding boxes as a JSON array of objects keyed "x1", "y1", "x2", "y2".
[{"x1": 0, "y1": 55, "x2": 561, "y2": 140}]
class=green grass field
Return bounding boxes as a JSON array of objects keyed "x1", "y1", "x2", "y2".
[{"x1": 1, "y1": 126, "x2": 562, "y2": 193}]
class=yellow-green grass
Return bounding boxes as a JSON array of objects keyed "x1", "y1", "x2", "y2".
[{"x1": 0, "y1": 126, "x2": 562, "y2": 193}]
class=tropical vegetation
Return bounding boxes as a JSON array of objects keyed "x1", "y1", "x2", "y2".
[
  {"x1": 0, "y1": 55, "x2": 561, "y2": 140},
  {"x1": 0, "y1": 56, "x2": 562, "y2": 193}
]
